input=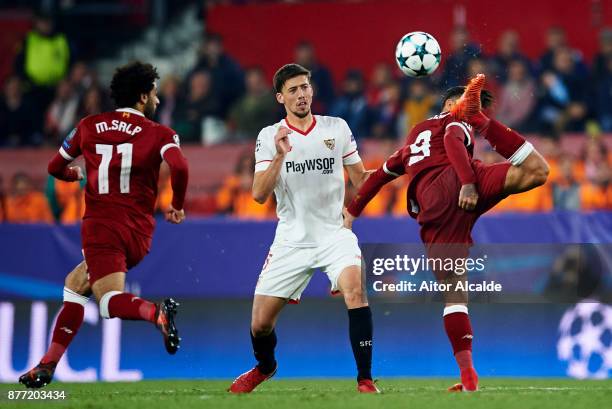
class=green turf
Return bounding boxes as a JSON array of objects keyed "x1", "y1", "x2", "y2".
[{"x1": 1, "y1": 379, "x2": 612, "y2": 409}]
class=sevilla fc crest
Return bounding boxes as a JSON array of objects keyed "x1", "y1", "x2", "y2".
[{"x1": 324, "y1": 138, "x2": 335, "y2": 150}]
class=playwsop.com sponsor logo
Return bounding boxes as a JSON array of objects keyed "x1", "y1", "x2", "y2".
[{"x1": 360, "y1": 243, "x2": 612, "y2": 302}]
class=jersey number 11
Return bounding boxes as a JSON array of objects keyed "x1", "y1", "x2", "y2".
[{"x1": 95, "y1": 143, "x2": 133, "y2": 194}]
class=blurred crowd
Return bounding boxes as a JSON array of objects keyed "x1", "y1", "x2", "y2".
[{"x1": 1, "y1": 12, "x2": 611, "y2": 222}]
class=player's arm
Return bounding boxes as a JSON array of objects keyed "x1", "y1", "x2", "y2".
[
  {"x1": 345, "y1": 161, "x2": 375, "y2": 190},
  {"x1": 47, "y1": 127, "x2": 83, "y2": 182},
  {"x1": 340, "y1": 119, "x2": 372, "y2": 189},
  {"x1": 252, "y1": 126, "x2": 291, "y2": 204},
  {"x1": 444, "y1": 124, "x2": 478, "y2": 211},
  {"x1": 344, "y1": 149, "x2": 405, "y2": 229},
  {"x1": 162, "y1": 146, "x2": 189, "y2": 224}
]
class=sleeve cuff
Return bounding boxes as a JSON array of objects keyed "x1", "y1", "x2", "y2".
[
  {"x1": 59, "y1": 147, "x2": 75, "y2": 161},
  {"x1": 255, "y1": 159, "x2": 272, "y2": 172},
  {"x1": 342, "y1": 150, "x2": 361, "y2": 165}
]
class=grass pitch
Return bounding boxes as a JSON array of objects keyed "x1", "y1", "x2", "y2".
[{"x1": 2, "y1": 378, "x2": 612, "y2": 408}]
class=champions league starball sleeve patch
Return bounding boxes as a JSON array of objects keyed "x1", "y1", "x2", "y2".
[{"x1": 62, "y1": 128, "x2": 77, "y2": 150}]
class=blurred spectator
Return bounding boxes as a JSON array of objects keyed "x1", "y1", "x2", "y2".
[
  {"x1": 580, "y1": 139, "x2": 612, "y2": 210},
  {"x1": 156, "y1": 75, "x2": 181, "y2": 127},
  {"x1": 329, "y1": 69, "x2": 370, "y2": 138},
  {"x1": 77, "y1": 86, "x2": 106, "y2": 118},
  {"x1": 370, "y1": 81, "x2": 402, "y2": 139},
  {"x1": 496, "y1": 59, "x2": 536, "y2": 132},
  {"x1": 46, "y1": 176, "x2": 85, "y2": 224},
  {"x1": 68, "y1": 61, "x2": 95, "y2": 98},
  {"x1": 367, "y1": 63, "x2": 394, "y2": 106},
  {"x1": 228, "y1": 67, "x2": 279, "y2": 141},
  {"x1": 216, "y1": 152, "x2": 273, "y2": 219},
  {"x1": 294, "y1": 41, "x2": 335, "y2": 113},
  {"x1": 0, "y1": 76, "x2": 37, "y2": 146},
  {"x1": 14, "y1": 11, "x2": 71, "y2": 138},
  {"x1": 0, "y1": 175, "x2": 6, "y2": 222},
  {"x1": 14, "y1": 11, "x2": 70, "y2": 88},
  {"x1": 536, "y1": 47, "x2": 588, "y2": 133},
  {"x1": 190, "y1": 33, "x2": 244, "y2": 118},
  {"x1": 399, "y1": 80, "x2": 436, "y2": 135},
  {"x1": 539, "y1": 26, "x2": 568, "y2": 73},
  {"x1": 45, "y1": 79, "x2": 79, "y2": 143},
  {"x1": 552, "y1": 154, "x2": 581, "y2": 210},
  {"x1": 5, "y1": 172, "x2": 53, "y2": 224},
  {"x1": 593, "y1": 28, "x2": 612, "y2": 80},
  {"x1": 440, "y1": 27, "x2": 482, "y2": 87},
  {"x1": 592, "y1": 56, "x2": 612, "y2": 132},
  {"x1": 490, "y1": 30, "x2": 531, "y2": 83},
  {"x1": 174, "y1": 71, "x2": 221, "y2": 143},
  {"x1": 538, "y1": 26, "x2": 587, "y2": 75},
  {"x1": 467, "y1": 58, "x2": 499, "y2": 103}
]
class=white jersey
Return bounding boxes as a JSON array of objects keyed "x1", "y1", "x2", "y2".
[{"x1": 255, "y1": 115, "x2": 361, "y2": 247}]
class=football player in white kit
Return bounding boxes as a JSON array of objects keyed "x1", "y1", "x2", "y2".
[{"x1": 228, "y1": 64, "x2": 380, "y2": 394}]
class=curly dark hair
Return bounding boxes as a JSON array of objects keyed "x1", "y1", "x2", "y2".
[
  {"x1": 110, "y1": 61, "x2": 159, "y2": 108},
  {"x1": 441, "y1": 86, "x2": 494, "y2": 109}
]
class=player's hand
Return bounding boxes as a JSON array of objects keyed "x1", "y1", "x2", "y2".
[
  {"x1": 343, "y1": 207, "x2": 356, "y2": 230},
  {"x1": 166, "y1": 206, "x2": 185, "y2": 224},
  {"x1": 70, "y1": 166, "x2": 84, "y2": 180},
  {"x1": 458, "y1": 184, "x2": 479, "y2": 211},
  {"x1": 274, "y1": 126, "x2": 292, "y2": 155}
]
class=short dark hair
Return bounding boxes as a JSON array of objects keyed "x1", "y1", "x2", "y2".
[
  {"x1": 273, "y1": 63, "x2": 311, "y2": 93},
  {"x1": 441, "y1": 86, "x2": 494, "y2": 109},
  {"x1": 110, "y1": 61, "x2": 159, "y2": 108}
]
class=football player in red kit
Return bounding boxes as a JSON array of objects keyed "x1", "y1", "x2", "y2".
[
  {"x1": 19, "y1": 62, "x2": 189, "y2": 388},
  {"x1": 344, "y1": 74, "x2": 549, "y2": 392}
]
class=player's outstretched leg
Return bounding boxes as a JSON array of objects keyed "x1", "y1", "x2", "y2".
[
  {"x1": 452, "y1": 73, "x2": 549, "y2": 192},
  {"x1": 338, "y1": 265, "x2": 380, "y2": 394},
  {"x1": 93, "y1": 272, "x2": 181, "y2": 355},
  {"x1": 443, "y1": 304, "x2": 478, "y2": 392},
  {"x1": 229, "y1": 295, "x2": 284, "y2": 393},
  {"x1": 19, "y1": 262, "x2": 90, "y2": 388}
]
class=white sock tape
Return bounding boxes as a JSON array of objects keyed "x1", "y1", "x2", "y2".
[
  {"x1": 443, "y1": 305, "x2": 469, "y2": 316},
  {"x1": 508, "y1": 141, "x2": 534, "y2": 166},
  {"x1": 99, "y1": 291, "x2": 123, "y2": 319},
  {"x1": 63, "y1": 287, "x2": 89, "y2": 306}
]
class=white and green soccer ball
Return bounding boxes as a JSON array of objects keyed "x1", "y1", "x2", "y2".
[{"x1": 395, "y1": 31, "x2": 442, "y2": 77}]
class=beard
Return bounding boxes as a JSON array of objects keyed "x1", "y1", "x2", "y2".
[
  {"x1": 291, "y1": 107, "x2": 310, "y2": 119},
  {"x1": 143, "y1": 100, "x2": 156, "y2": 119}
]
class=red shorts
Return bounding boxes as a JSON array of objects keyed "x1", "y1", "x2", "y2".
[
  {"x1": 415, "y1": 160, "x2": 511, "y2": 248},
  {"x1": 81, "y1": 218, "x2": 152, "y2": 284}
]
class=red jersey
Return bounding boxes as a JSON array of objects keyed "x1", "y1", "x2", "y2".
[
  {"x1": 58, "y1": 108, "x2": 181, "y2": 237},
  {"x1": 381, "y1": 112, "x2": 476, "y2": 216}
]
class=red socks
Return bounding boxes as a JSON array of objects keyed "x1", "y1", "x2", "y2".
[
  {"x1": 41, "y1": 288, "x2": 88, "y2": 365},
  {"x1": 105, "y1": 292, "x2": 156, "y2": 322},
  {"x1": 443, "y1": 306, "x2": 473, "y2": 358},
  {"x1": 444, "y1": 305, "x2": 478, "y2": 391},
  {"x1": 469, "y1": 111, "x2": 530, "y2": 162},
  {"x1": 41, "y1": 289, "x2": 157, "y2": 366}
]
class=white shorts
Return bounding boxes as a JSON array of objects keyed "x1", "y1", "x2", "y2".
[{"x1": 255, "y1": 228, "x2": 362, "y2": 302}]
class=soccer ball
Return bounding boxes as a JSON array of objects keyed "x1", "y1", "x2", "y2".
[
  {"x1": 395, "y1": 31, "x2": 441, "y2": 77},
  {"x1": 557, "y1": 302, "x2": 612, "y2": 379}
]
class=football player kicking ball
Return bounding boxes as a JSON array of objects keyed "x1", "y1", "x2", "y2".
[
  {"x1": 19, "y1": 62, "x2": 189, "y2": 388},
  {"x1": 344, "y1": 74, "x2": 549, "y2": 392},
  {"x1": 228, "y1": 64, "x2": 379, "y2": 394}
]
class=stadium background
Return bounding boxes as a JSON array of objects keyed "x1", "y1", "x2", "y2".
[{"x1": 1, "y1": 0, "x2": 612, "y2": 383}]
